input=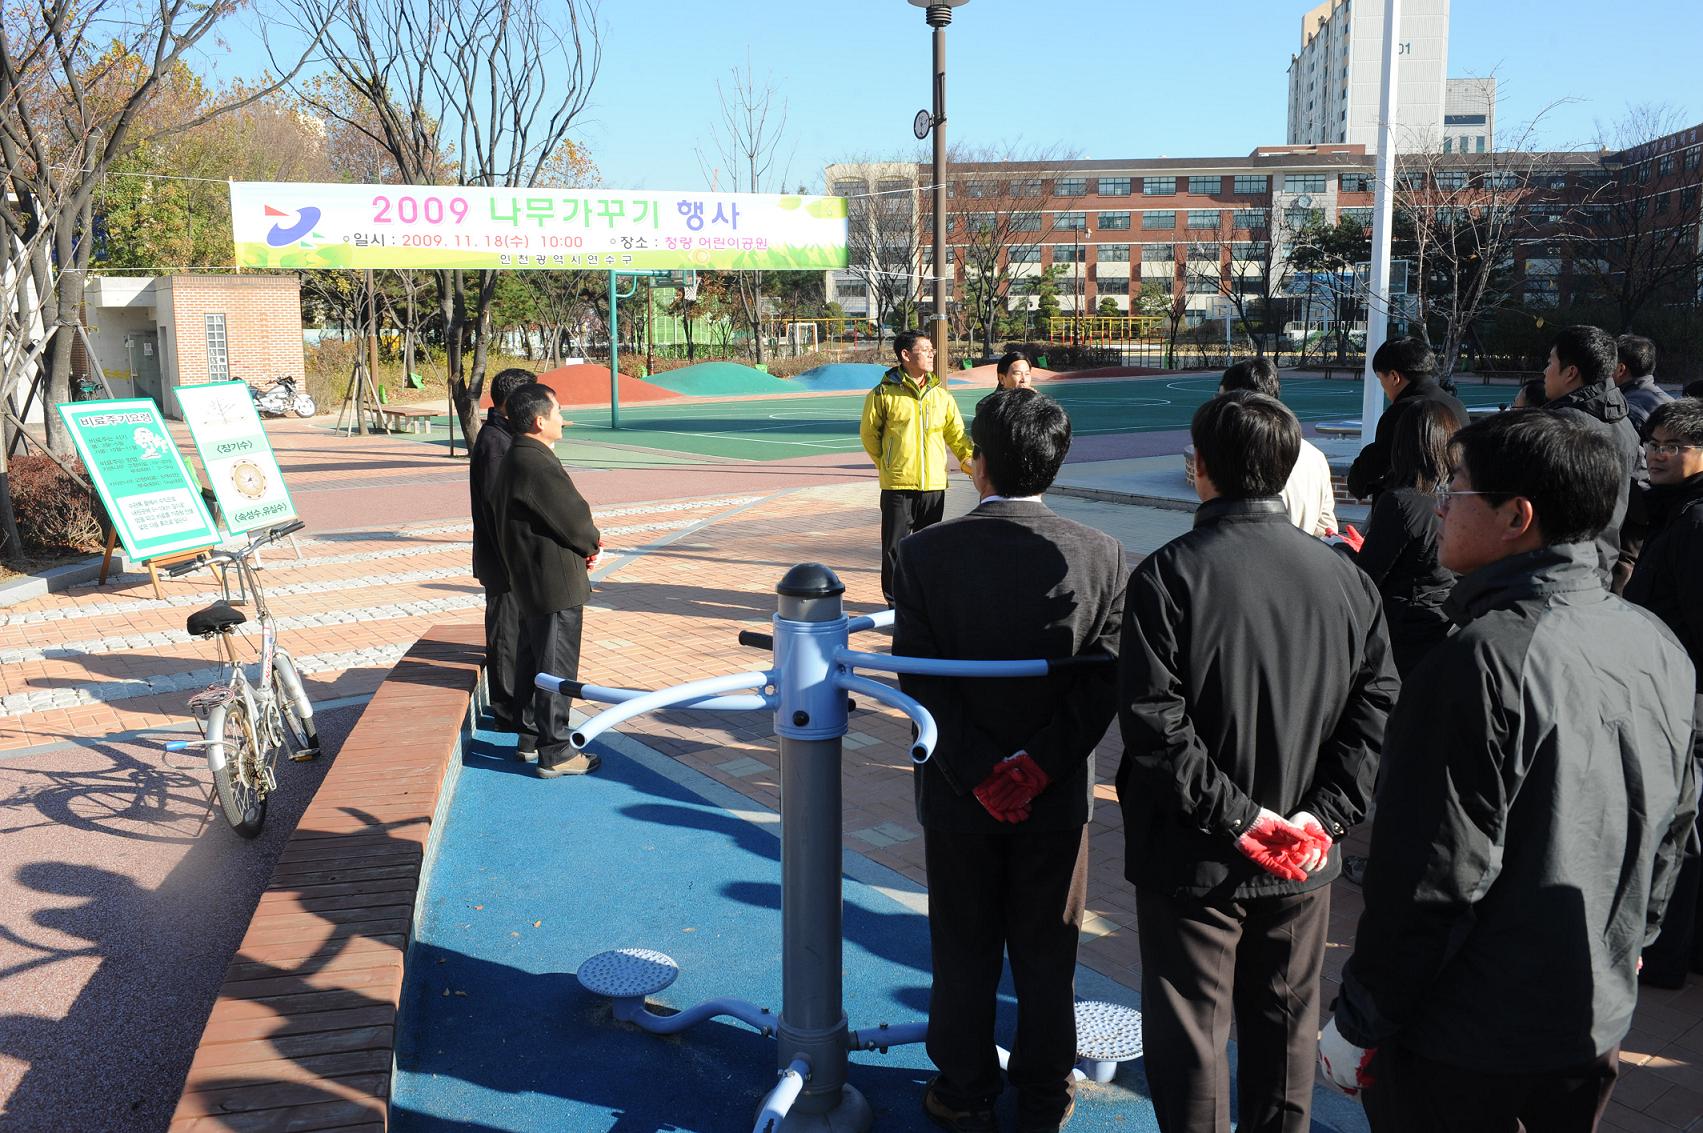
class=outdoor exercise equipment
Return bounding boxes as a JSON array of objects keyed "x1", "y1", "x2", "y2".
[{"x1": 539, "y1": 562, "x2": 1142, "y2": 1132}]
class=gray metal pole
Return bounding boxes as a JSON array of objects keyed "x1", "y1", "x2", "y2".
[
  {"x1": 931, "y1": 20, "x2": 948, "y2": 371},
  {"x1": 773, "y1": 565, "x2": 870, "y2": 1131},
  {"x1": 1361, "y1": 0, "x2": 1403, "y2": 444}
]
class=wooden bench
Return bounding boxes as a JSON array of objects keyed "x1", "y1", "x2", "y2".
[
  {"x1": 368, "y1": 405, "x2": 439, "y2": 435},
  {"x1": 168, "y1": 624, "x2": 485, "y2": 1133}
]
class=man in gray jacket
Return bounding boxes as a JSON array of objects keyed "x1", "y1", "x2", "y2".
[{"x1": 1322, "y1": 410, "x2": 1697, "y2": 1129}]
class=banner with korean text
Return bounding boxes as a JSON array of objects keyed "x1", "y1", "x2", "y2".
[
  {"x1": 56, "y1": 400, "x2": 221, "y2": 561},
  {"x1": 230, "y1": 181, "x2": 848, "y2": 272},
  {"x1": 175, "y1": 382, "x2": 300, "y2": 535}
]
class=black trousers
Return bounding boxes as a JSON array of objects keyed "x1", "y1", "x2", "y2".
[
  {"x1": 515, "y1": 606, "x2": 584, "y2": 765},
  {"x1": 1642, "y1": 716, "x2": 1703, "y2": 985},
  {"x1": 1361, "y1": 1044, "x2": 1619, "y2": 1132},
  {"x1": 483, "y1": 588, "x2": 521, "y2": 731},
  {"x1": 1134, "y1": 885, "x2": 1330, "y2": 1133},
  {"x1": 924, "y1": 826, "x2": 1088, "y2": 1124},
  {"x1": 880, "y1": 488, "x2": 945, "y2": 603}
]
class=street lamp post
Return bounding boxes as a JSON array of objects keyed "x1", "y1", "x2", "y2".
[{"x1": 910, "y1": 0, "x2": 968, "y2": 372}]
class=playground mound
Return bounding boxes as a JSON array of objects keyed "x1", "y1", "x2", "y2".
[
  {"x1": 787, "y1": 363, "x2": 888, "y2": 392},
  {"x1": 645, "y1": 361, "x2": 795, "y2": 397},
  {"x1": 479, "y1": 363, "x2": 682, "y2": 408}
]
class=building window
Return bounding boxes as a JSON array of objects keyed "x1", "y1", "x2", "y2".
[
  {"x1": 1186, "y1": 275, "x2": 1224, "y2": 294},
  {"x1": 1142, "y1": 210, "x2": 1176, "y2": 230},
  {"x1": 1681, "y1": 186, "x2": 1699, "y2": 213},
  {"x1": 1007, "y1": 246, "x2": 1042, "y2": 263},
  {"x1": 1096, "y1": 277, "x2": 1130, "y2": 294},
  {"x1": 1097, "y1": 177, "x2": 1132, "y2": 196},
  {"x1": 1434, "y1": 171, "x2": 1468, "y2": 191},
  {"x1": 1233, "y1": 208, "x2": 1269, "y2": 229},
  {"x1": 1055, "y1": 177, "x2": 1088, "y2": 197},
  {"x1": 1340, "y1": 173, "x2": 1373, "y2": 192},
  {"x1": 1097, "y1": 211, "x2": 1131, "y2": 230},
  {"x1": 1142, "y1": 176, "x2": 1177, "y2": 195},
  {"x1": 205, "y1": 313, "x2": 229, "y2": 380},
  {"x1": 1338, "y1": 206, "x2": 1373, "y2": 228},
  {"x1": 1187, "y1": 209, "x2": 1221, "y2": 229},
  {"x1": 1444, "y1": 113, "x2": 1487, "y2": 126},
  {"x1": 1442, "y1": 137, "x2": 1453, "y2": 154},
  {"x1": 832, "y1": 180, "x2": 864, "y2": 198},
  {"x1": 1483, "y1": 171, "x2": 1520, "y2": 191},
  {"x1": 1055, "y1": 211, "x2": 1088, "y2": 230},
  {"x1": 1685, "y1": 149, "x2": 1701, "y2": 172},
  {"x1": 1188, "y1": 175, "x2": 1222, "y2": 195},
  {"x1": 1397, "y1": 171, "x2": 1427, "y2": 191},
  {"x1": 1284, "y1": 174, "x2": 1327, "y2": 193},
  {"x1": 1012, "y1": 178, "x2": 1045, "y2": 197},
  {"x1": 1230, "y1": 241, "x2": 1269, "y2": 260},
  {"x1": 1476, "y1": 136, "x2": 1486, "y2": 153},
  {"x1": 1233, "y1": 175, "x2": 1269, "y2": 194},
  {"x1": 964, "y1": 180, "x2": 1002, "y2": 198},
  {"x1": 1097, "y1": 243, "x2": 1131, "y2": 262},
  {"x1": 1658, "y1": 155, "x2": 1675, "y2": 176},
  {"x1": 1012, "y1": 211, "x2": 1042, "y2": 232},
  {"x1": 1052, "y1": 245, "x2": 1087, "y2": 263},
  {"x1": 1186, "y1": 242, "x2": 1222, "y2": 261},
  {"x1": 835, "y1": 282, "x2": 867, "y2": 297},
  {"x1": 1285, "y1": 206, "x2": 1323, "y2": 228},
  {"x1": 1141, "y1": 243, "x2": 1175, "y2": 262}
]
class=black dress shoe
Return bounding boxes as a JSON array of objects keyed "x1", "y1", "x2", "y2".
[{"x1": 923, "y1": 1077, "x2": 999, "y2": 1133}]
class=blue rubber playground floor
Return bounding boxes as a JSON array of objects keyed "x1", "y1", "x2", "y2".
[
  {"x1": 391, "y1": 718, "x2": 1371, "y2": 1132},
  {"x1": 380, "y1": 375, "x2": 1508, "y2": 465}
]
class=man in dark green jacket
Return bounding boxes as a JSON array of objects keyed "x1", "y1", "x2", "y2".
[{"x1": 494, "y1": 384, "x2": 603, "y2": 777}]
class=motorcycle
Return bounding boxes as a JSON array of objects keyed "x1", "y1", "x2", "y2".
[{"x1": 248, "y1": 376, "x2": 317, "y2": 418}]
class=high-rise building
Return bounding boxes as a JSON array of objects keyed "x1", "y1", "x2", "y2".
[
  {"x1": 1443, "y1": 77, "x2": 1496, "y2": 154},
  {"x1": 1286, "y1": 0, "x2": 1452, "y2": 151}
]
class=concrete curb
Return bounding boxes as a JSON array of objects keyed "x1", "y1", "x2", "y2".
[
  {"x1": 0, "y1": 554, "x2": 109, "y2": 608},
  {"x1": 1048, "y1": 483, "x2": 1198, "y2": 512}
]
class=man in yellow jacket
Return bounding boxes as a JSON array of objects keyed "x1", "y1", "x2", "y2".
[{"x1": 860, "y1": 330, "x2": 974, "y2": 603}]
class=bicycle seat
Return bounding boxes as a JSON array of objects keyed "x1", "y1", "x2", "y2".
[{"x1": 187, "y1": 602, "x2": 247, "y2": 636}]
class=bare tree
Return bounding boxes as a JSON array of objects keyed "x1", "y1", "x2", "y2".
[
  {"x1": 947, "y1": 146, "x2": 1072, "y2": 359},
  {"x1": 697, "y1": 60, "x2": 789, "y2": 366},
  {"x1": 289, "y1": 0, "x2": 601, "y2": 446},
  {"x1": 833, "y1": 158, "x2": 923, "y2": 341},
  {"x1": 1564, "y1": 104, "x2": 1703, "y2": 331},
  {"x1": 0, "y1": 1, "x2": 322, "y2": 463}
]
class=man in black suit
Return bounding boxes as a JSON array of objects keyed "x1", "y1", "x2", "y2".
[
  {"x1": 1120, "y1": 391, "x2": 1397, "y2": 1133},
  {"x1": 470, "y1": 367, "x2": 537, "y2": 732},
  {"x1": 494, "y1": 383, "x2": 603, "y2": 778},
  {"x1": 893, "y1": 387, "x2": 1127, "y2": 1133}
]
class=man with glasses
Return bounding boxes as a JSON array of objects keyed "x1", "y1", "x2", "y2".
[
  {"x1": 1321, "y1": 410, "x2": 1697, "y2": 1129},
  {"x1": 1624, "y1": 399, "x2": 1703, "y2": 988}
]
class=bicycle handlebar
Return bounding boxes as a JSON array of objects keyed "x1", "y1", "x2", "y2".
[
  {"x1": 737, "y1": 630, "x2": 774, "y2": 651},
  {"x1": 164, "y1": 556, "x2": 210, "y2": 578}
]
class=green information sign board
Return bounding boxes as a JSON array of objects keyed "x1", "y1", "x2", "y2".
[
  {"x1": 56, "y1": 399, "x2": 221, "y2": 561},
  {"x1": 174, "y1": 381, "x2": 300, "y2": 534}
]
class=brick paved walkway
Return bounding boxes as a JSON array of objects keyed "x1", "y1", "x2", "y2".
[{"x1": 1, "y1": 415, "x2": 1699, "y2": 1130}]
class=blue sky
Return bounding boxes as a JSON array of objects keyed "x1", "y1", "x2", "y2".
[{"x1": 210, "y1": 0, "x2": 1701, "y2": 191}]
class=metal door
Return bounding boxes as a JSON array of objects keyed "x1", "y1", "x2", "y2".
[{"x1": 130, "y1": 330, "x2": 162, "y2": 407}]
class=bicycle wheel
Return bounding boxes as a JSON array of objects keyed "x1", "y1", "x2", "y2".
[
  {"x1": 272, "y1": 654, "x2": 319, "y2": 758},
  {"x1": 206, "y1": 696, "x2": 267, "y2": 838}
]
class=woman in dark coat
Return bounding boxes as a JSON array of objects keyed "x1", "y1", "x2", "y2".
[{"x1": 1353, "y1": 399, "x2": 1461, "y2": 677}]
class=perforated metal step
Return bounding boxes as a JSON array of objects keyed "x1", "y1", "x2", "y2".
[{"x1": 577, "y1": 948, "x2": 680, "y2": 999}]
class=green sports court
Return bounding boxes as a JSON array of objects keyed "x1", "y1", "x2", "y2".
[{"x1": 382, "y1": 374, "x2": 1511, "y2": 464}]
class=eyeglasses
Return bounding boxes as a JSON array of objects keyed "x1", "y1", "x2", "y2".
[
  {"x1": 1643, "y1": 441, "x2": 1701, "y2": 456},
  {"x1": 1436, "y1": 478, "x2": 1503, "y2": 511}
]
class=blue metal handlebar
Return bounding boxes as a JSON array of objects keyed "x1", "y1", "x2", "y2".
[
  {"x1": 836, "y1": 674, "x2": 936, "y2": 763},
  {"x1": 564, "y1": 670, "x2": 776, "y2": 751},
  {"x1": 536, "y1": 674, "x2": 774, "y2": 714}
]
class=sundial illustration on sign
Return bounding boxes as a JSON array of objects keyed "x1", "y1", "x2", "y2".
[{"x1": 231, "y1": 460, "x2": 269, "y2": 499}]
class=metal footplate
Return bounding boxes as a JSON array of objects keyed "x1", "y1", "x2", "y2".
[
  {"x1": 1074, "y1": 1000, "x2": 1143, "y2": 1083},
  {"x1": 578, "y1": 947, "x2": 680, "y2": 1010}
]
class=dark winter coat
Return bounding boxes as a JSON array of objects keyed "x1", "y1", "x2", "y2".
[
  {"x1": 1345, "y1": 378, "x2": 1470, "y2": 500},
  {"x1": 1335, "y1": 543, "x2": 1697, "y2": 1072},
  {"x1": 1352, "y1": 486, "x2": 1456, "y2": 677},
  {"x1": 1545, "y1": 380, "x2": 1643, "y2": 579},
  {"x1": 1116, "y1": 496, "x2": 1399, "y2": 899},
  {"x1": 470, "y1": 408, "x2": 515, "y2": 590},
  {"x1": 1624, "y1": 472, "x2": 1703, "y2": 690},
  {"x1": 493, "y1": 434, "x2": 601, "y2": 616},
  {"x1": 1619, "y1": 374, "x2": 1674, "y2": 438}
]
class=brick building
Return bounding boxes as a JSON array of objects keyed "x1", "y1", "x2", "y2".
[{"x1": 78, "y1": 273, "x2": 304, "y2": 419}]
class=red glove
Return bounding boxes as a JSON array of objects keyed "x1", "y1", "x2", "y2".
[
  {"x1": 982, "y1": 753, "x2": 1050, "y2": 814},
  {"x1": 973, "y1": 766, "x2": 1030, "y2": 823},
  {"x1": 1235, "y1": 809, "x2": 1313, "y2": 882},
  {"x1": 1322, "y1": 524, "x2": 1364, "y2": 552},
  {"x1": 1286, "y1": 810, "x2": 1333, "y2": 874}
]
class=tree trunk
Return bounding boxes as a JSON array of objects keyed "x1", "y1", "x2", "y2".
[{"x1": 0, "y1": 450, "x2": 22, "y2": 562}]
